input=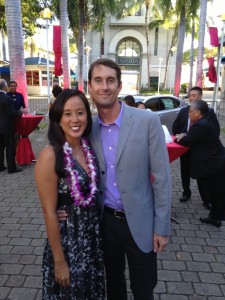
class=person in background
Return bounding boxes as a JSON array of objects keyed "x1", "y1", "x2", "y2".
[
  {"x1": 35, "y1": 89, "x2": 105, "y2": 299},
  {"x1": 52, "y1": 84, "x2": 63, "y2": 98},
  {"x1": 175, "y1": 100, "x2": 225, "y2": 227},
  {"x1": 136, "y1": 101, "x2": 147, "y2": 109},
  {"x1": 6, "y1": 80, "x2": 25, "y2": 110},
  {"x1": 124, "y1": 94, "x2": 136, "y2": 107},
  {"x1": 172, "y1": 86, "x2": 220, "y2": 208},
  {"x1": 0, "y1": 79, "x2": 25, "y2": 173}
]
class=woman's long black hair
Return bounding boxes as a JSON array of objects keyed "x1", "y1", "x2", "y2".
[{"x1": 48, "y1": 89, "x2": 92, "y2": 177}]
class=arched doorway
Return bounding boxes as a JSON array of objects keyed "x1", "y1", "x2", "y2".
[{"x1": 116, "y1": 38, "x2": 141, "y2": 94}]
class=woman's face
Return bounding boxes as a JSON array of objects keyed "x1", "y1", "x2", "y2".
[{"x1": 60, "y1": 96, "x2": 87, "y2": 144}]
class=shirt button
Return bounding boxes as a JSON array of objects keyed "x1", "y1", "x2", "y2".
[
  {"x1": 109, "y1": 147, "x2": 112, "y2": 150},
  {"x1": 114, "y1": 183, "x2": 117, "y2": 186},
  {"x1": 101, "y1": 171, "x2": 105, "y2": 175}
]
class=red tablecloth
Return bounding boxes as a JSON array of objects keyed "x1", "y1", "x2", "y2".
[
  {"x1": 15, "y1": 114, "x2": 44, "y2": 165},
  {"x1": 166, "y1": 136, "x2": 189, "y2": 163}
]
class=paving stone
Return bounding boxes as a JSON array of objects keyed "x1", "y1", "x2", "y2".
[
  {"x1": 198, "y1": 272, "x2": 224, "y2": 284},
  {"x1": 0, "y1": 264, "x2": 23, "y2": 275},
  {"x1": 21, "y1": 265, "x2": 42, "y2": 276},
  {"x1": 192, "y1": 253, "x2": 216, "y2": 263},
  {"x1": 11, "y1": 246, "x2": 34, "y2": 255},
  {"x1": 181, "y1": 271, "x2": 200, "y2": 283},
  {"x1": 167, "y1": 282, "x2": 194, "y2": 294},
  {"x1": 186, "y1": 261, "x2": 211, "y2": 272},
  {"x1": 5, "y1": 275, "x2": 26, "y2": 287},
  {"x1": 193, "y1": 283, "x2": 223, "y2": 297},
  {"x1": 0, "y1": 287, "x2": 10, "y2": 300},
  {"x1": 7, "y1": 287, "x2": 38, "y2": 300},
  {"x1": 24, "y1": 276, "x2": 42, "y2": 288}
]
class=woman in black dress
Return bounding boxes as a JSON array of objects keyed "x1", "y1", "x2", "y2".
[{"x1": 35, "y1": 89, "x2": 105, "y2": 299}]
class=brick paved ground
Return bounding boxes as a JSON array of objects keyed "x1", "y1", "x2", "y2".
[{"x1": 0, "y1": 114, "x2": 225, "y2": 300}]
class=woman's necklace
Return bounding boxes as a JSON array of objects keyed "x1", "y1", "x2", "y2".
[
  {"x1": 72, "y1": 147, "x2": 82, "y2": 159},
  {"x1": 63, "y1": 138, "x2": 98, "y2": 207}
]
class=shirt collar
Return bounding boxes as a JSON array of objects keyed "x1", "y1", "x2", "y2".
[{"x1": 98, "y1": 101, "x2": 124, "y2": 127}]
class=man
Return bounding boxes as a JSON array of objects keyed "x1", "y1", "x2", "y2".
[
  {"x1": 175, "y1": 100, "x2": 225, "y2": 227},
  {"x1": 0, "y1": 79, "x2": 25, "y2": 173},
  {"x1": 88, "y1": 59, "x2": 172, "y2": 300},
  {"x1": 6, "y1": 80, "x2": 25, "y2": 110},
  {"x1": 58, "y1": 59, "x2": 172, "y2": 299},
  {"x1": 172, "y1": 86, "x2": 220, "y2": 207}
]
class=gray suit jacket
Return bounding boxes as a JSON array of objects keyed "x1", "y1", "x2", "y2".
[{"x1": 89, "y1": 104, "x2": 172, "y2": 252}]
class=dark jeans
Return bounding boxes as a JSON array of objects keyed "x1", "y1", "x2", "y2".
[{"x1": 102, "y1": 210, "x2": 157, "y2": 300}]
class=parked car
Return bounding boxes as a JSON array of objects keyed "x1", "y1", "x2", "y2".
[{"x1": 120, "y1": 94, "x2": 188, "y2": 133}]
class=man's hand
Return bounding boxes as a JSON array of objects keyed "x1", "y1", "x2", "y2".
[
  {"x1": 56, "y1": 209, "x2": 68, "y2": 222},
  {"x1": 153, "y1": 234, "x2": 169, "y2": 252}
]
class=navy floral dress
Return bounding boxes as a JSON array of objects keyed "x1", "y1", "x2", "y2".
[{"x1": 42, "y1": 161, "x2": 105, "y2": 300}]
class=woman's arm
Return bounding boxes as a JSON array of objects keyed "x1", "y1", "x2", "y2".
[{"x1": 34, "y1": 146, "x2": 70, "y2": 287}]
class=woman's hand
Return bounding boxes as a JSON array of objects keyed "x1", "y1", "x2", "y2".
[{"x1": 55, "y1": 259, "x2": 70, "y2": 287}]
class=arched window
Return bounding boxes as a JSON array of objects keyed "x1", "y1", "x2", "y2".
[{"x1": 117, "y1": 39, "x2": 141, "y2": 57}]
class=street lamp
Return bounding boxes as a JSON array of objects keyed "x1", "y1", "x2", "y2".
[
  {"x1": 84, "y1": 46, "x2": 91, "y2": 96},
  {"x1": 169, "y1": 47, "x2": 176, "y2": 94},
  {"x1": 158, "y1": 58, "x2": 163, "y2": 94},
  {"x1": 212, "y1": 13, "x2": 225, "y2": 112},
  {"x1": 40, "y1": 8, "x2": 54, "y2": 109}
]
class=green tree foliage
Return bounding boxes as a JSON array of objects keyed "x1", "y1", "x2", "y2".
[
  {"x1": 1, "y1": 0, "x2": 44, "y2": 37},
  {"x1": 183, "y1": 47, "x2": 218, "y2": 64}
]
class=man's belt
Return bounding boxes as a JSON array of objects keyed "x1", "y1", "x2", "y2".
[{"x1": 104, "y1": 206, "x2": 126, "y2": 219}]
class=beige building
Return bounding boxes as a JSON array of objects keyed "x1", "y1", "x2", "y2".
[{"x1": 86, "y1": 6, "x2": 175, "y2": 94}]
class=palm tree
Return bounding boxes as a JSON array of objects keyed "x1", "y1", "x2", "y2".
[
  {"x1": 60, "y1": 0, "x2": 70, "y2": 89},
  {"x1": 145, "y1": 0, "x2": 151, "y2": 90},
  {"x1": 5, "y1": 0, "x2": 28, "y2": 107},
  {"x1": 195, "y1": 0, "x2": 208, "y2": 87}
]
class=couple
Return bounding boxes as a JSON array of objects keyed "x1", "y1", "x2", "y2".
[{"x1": 35, "y1": 59, "x2": 172, "y2": 300}]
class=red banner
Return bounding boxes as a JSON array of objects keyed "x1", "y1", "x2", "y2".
[
  {"x1": 53, "y1": 25, "x2": 63, "y2": 76},
  {"x1": 209, "y1": 27, "x2": 219, "y2": 47},
  {"x1": 207, "y1": 57, "x2": 217, "y2": 83}
]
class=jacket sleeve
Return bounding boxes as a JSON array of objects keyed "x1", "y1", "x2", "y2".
[
  {"x1": 5, "y1": 96, "x2": 22, "y2": 119},
  {"x1": 208, "y1": 108, "x2": 220, "y2": 136},
  {"x1": 172, "y1": 111, "x2": 181, "y2": 135}
]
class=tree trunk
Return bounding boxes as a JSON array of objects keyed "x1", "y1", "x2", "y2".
[
  {"x1": 173, "y1": 5, "x2": 186, "y2": 97},
  {"x1": 78, "y1": 0, "x2": 85, "y2": 92},
  {"x1": 5, "y1": 0, "x2": 28, "y2": 107},
  {"x1": 145, "y1": 1, "x2": 151, "y2": 90},
  {"x1": 60, "y1": 0, "x2": 70, "y2": 89},
  {"x1": 195, "y1": 0, "x2": 208, "y2": 87},
  {"x1": 188, "y1": 21, "x2": 195, "y2": 93}
]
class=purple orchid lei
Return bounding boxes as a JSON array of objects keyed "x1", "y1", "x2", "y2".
[{"x1": 63, "y1": 138, "x2": 98, "y2": 207}]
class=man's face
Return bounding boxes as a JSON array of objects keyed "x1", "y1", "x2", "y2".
[
  {"x1": 9, "y1": 83, "x2": 17, "y2": 94},
  {"x1": 188, "y1": 90, "x2": 202, "y2": 103},
  {"x1": 88, "y1": 64, "x2": 122, "y2": 109}
]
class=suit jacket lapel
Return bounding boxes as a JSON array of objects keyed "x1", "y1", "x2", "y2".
[
  {"x1": 91, "y1": 116, "x2": 105, "y2": 165},
  {"x1": 116, "y1": 106, "x2": 134, "y2": 165}
]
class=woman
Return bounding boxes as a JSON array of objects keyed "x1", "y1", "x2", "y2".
[
  {"x1": 124, "y1": 95, "x2": 136, "y2": 107},
  {"x1": 35, "y1": 89, "x2": 105, "y2": 299},
  {"x1": 175, "y1": 100, "x2": 225, "y2": 227}
]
